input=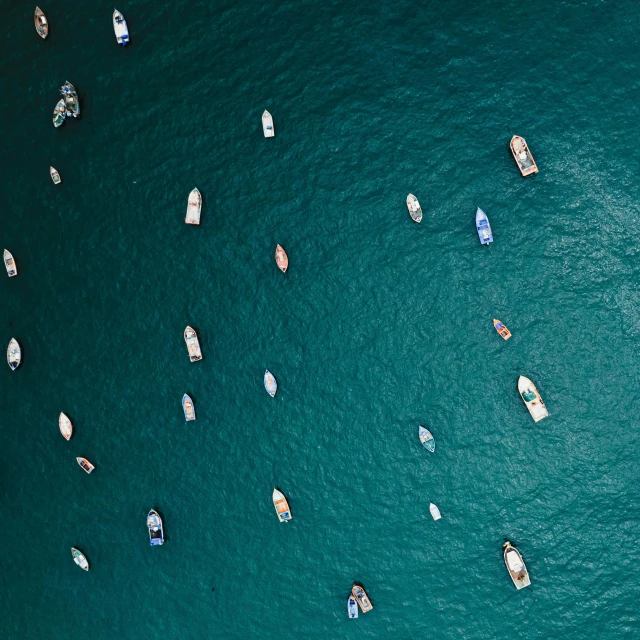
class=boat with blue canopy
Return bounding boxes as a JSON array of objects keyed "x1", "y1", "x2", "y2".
[
  {"x1": 475, "y1": 208, "x2": 493, "y2": 245},
  {"x1": 113, "y1": 9, "x2": 130, "y2": 46},
  {"x1": 59, "y1": 82, "x2": 80, "y2": 118}
]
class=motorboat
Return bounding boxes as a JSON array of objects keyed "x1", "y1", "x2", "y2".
[
  {"x1": 53, "y1": 99, "x2": 66, "y2": 127},
  {"x1": 184, "y1": 326, "x2": 202, "y2": 362},
  {"x1": 76, "y1": 457, "x2": 95, "y2": 474},
  {"x1": 429, "y1": 502, "x2": 442, "y2": 521},
  {"x1": 475, "y1": 208, "x2": 493, "y2": 245},
  {"x1": 34, "y1": 7, "x2": 48, "y2": 39},
  {"x1": 418, "y1": 426, "x2": 435, "y2": 452},
  {"x1": 503, "y1": 541, "x2": 531, "y2": 589},
  {"x1": 182, "y1": 394, "x2": 196, "y2": 421},
  {"x1": 59, "y1": 412, "x2": 73, "y2": 440},
  {"x1": 7, "y1": 338, "x2": 21, "y2": 370},
  {"x1": 71, "y1": 547, "x2": 89, "y2": 571},
  {"x1": 518, "y1": 376, "x2": 548, "y2": 422},
  {"x1": 113, "y1": 9, "x2": 130, "y2": 46},
  {"x1": 510, "y1": 136, "x2": 538, "y2": 176},
  {"x1": 4, "y1": 249, "x2": 17, "y2": 277},
  {"x1": 272, "y1": 488, "x2": 292, "y2": 522},
  {"x1": 275, "y1": 245, "x2": 288, "y2": 272},
  {"x1": 60, "y1": 82, "x2": 80, "y2": 118},
  {"x1": 351, "y1": 584, "x2": 373, "y2": 613},
  {"x1": 185, "y1": 188, "x2": 201, "y2": 225},
  {"x1": 406, "y1": 193, "x2": 422, "y2": 223},
  {"x1": 50, "y1": 166, "x2": 61, "y2": 184},
  {"x1": 347, "y1": 595, "x2": 358, "y2": 618},
  {"x1": 264, "y1": 369, "x2": 277, "y2": 397},
  {"x1": 262, "y1": 110, "x2": 274, "y2": 137},
  {"x1": 147, "y1": 509, "x2": 164, "y2": 546},
  {"x1": 493, "y1": 319, "x2": 511, "y2": 340}
]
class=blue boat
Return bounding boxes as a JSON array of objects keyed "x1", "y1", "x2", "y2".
[
  {"x1": 475, "y1": 208, "x2": 493, "y2": 245},
  {"x1": 147, "y1": 509, "x2": 164, "y2": 546}
]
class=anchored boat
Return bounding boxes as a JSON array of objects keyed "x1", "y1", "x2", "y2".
[
  {"x1": 71, "y1": 547, "x2": 89, "y2": 571},
  {"x1": 264, "y1": 369, "x2": 277, "y2": 397},
  {"x1": 351, "y1": 584, "x2": 373, "y2": 613},
  {"x1": 510, "y1": 136, "x2": 538, "y2": 176},
  {"x1": 34, "y1": 7, "x2": 49, "y2": 39},
  {"x1": 503, "y1": 541, "x2": 531, "y2": 589},
  {"x1": 60, "y1": 82, "x2": 80, "y2": 118},
  {"x1": 113, "y1": 9, "x2": 130, "y2": 46},
  {"x1": 50, "y1": 166, "x2": 61, "y2": 184},
  {"x1": 429, "y1": 502, "x2": 442, "y2": 521},
  {"x1": 475, "y1": 208, "x2": 493, "y2": 245},
  {"x1": 184, "y1": 326, "x2": 202, "y2": 362},
  {"x1": 275, "y1": 245, "x2": 288, "y2": 272},
  {"x1": 347, "y1": 595, "x2": 359, "y2": 618},
  {"x1": 147, "y1": 509, "x2": 164, "y2": 546},
  {"x1": 518, "y1": 376, "x2": 548, "y2": 422},
  {"x1": 418, "y1": 426, "x2": 435, "y2": 452},
  {"x1": 53, "y1": 99, "x2": 66, "y2": 127},
  {"x1": 185, "y1": 188, "x2": 202, "y2": 224},
  {"x1": 182, "y1": 394, "x2": 196, "y2": 421},
  {"x1": 272, "y1": 488, "x2": 292, "y2": 522},
  {"x1": 7, "y1": 338, "x2": 21, "y2": 370},
  {"x1": 4, "y1": 249, "x2": 17, "y2": 277},
  {"x1": 76, "y1": 457, "x2": 95, "y2": 474},
  {"x1": 59, "y1": 413, "x2": 73, "y2": 440},
  {"x1": 262, "y1": 110, "x2": 274, "y2": 137},
  {"x1": 493, "y1": 318, "x2": 511, "y2": 340},
  {"x1": 406, "y1": 193, "x2": 422, "y2": 223}
]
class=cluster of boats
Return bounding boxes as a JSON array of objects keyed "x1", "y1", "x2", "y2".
[
  {"x1": 53, "y1": 81, "x2": 80, "y2": 128},
  {"x1": 34, "y1": 7, "x2": 130, "y2": 46}
]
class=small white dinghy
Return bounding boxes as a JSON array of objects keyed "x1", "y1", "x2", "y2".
[
  {"x1": 182, "y1": 394, "x2": 196, "y2": 421},
  {"x1": 503, "y1": 540, "x2": 531, "y2": 589},
  {"x1": 429, "y1": 502, "x2": 442, "y2": 521},
  {"x1": 185, "y1": 188, "x2": 202, "y2": 225},
  {"x1": 59, "y1": 413, "x2": 73, "y2": 440},
  {"x1": 272, "y1": 488, "x2": 292, "y2": 522},
  {"x1": 4, "y1": 249, "x2": 17, "y2": 277},
  {"x1": 264, "y1": 369, "x2": 277, "y2": 397},
  {"x1": 262, "y1": 110, "x2": 274, "y2": 137},
  {"x1": 113, "y1": 9, "x2": 130, "y2": 46},
  {"x1": 347, "y1": 595, "x2": 359, "y2": 618},
  {"x1": 7, "y1": 338, "x2": 21, "y2": 370},
  {"x1": 406, "y1": 194, "x2": 423, "y2": 223},
  {"x1": 50, "y1": 166, "x2": 62, "y2": 184},
  {"x1": 71, "y1": 547, "x2": 89, "y2": 571}
]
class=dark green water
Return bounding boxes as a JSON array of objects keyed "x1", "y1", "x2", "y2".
[{"x1": 2, "y1": 1, "x2": 640, "y2": 638}]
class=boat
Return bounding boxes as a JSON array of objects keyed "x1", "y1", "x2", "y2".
[
  {"x1": 184, "y1": 326, "x2": 202, "y2": 362},
  {"x1": 53, "y1": 99, "x2": 66, "y2": 128},
  {"x1": 59, "y1": 82, "x2": 80, "y2": 118},
  {"x1": 351, "y1": 584, "x2": 373, "y2": 613},
  {"x1": 475, "y1": 208, "x2": 493, "y2": 245},
  {"x1": 185, "y1": 188, "x2": 201, "y2": 225},
  {"x1": 34, "y1": 7, "x2": 48, "y2": 39},
  {"x1": 493, "y1": 318, "x2": 511, "y2": 340},
  {"x1": 262, "y1": 110, "x2": 274, "y2": 137},
  {"x1": 275, "y1": 245, "x2": 288, "y2": 272},
  {"x1": 71, "y1": 547, "x2": 89, "y2": 571},
  {"x1": 76, "y1": 457, "x2": 95, "y2": 474},
  {"x1": 518, "y1": 376, "x2": 548, "y2": 422},
  {"x1": 503, "y1": 541, "x2": 531, "y2": 589},
  {"x1": 406, "y1": 194, "x2": 422, "y2": 223},
  {"x1": 50, "y1": 166, "x2": 61, "y2": 184},
  {"x1": 264, "y1": 369, "x2": 277, "y2": 397},
  {"x1": 182, "y1": 394, "x2": 196, "y2": 421},
  {"x1": 147, "y1": 509, "x2": 164, "y2": 546},
  {"x1": 113, "y1": 9, "x2": 130, "y2": 46},
  {"x1": 4, "y1": 249, "x2": 17, "y2": 277},
  {"x1": 510, "y1": 136, "x2": 538, "y2": 176},
  {"x1": 7, "y1": 338, "x2": 21, "y2": 370},
  {"x1": 418, "y1": 426, "x2": 435, "y2": 452},
  {"x1": 272, "y1": 488, "x2": 292, "y2": 522},
  {"x1": 59, "y1": 412, "x2": 73, "y2": 440},
  {"x1": 429, "y1": 502, "x2": 442, "y2": 521},
  {"x1": 347, "y1": 595, "x2": 359, "y2": 618}
]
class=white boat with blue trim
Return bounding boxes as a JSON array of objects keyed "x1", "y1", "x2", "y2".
[
  {"x1": 347, "y1": 595, "x2": 358, "y2": 618},
  {"x1": 113, "y1": 9, "x2": 130, "y2": 46},
  {"x1": 418, "y1": 426, "x2": 435, "y2": 452},
  {"x1": 147, "y1": 509, "x2": 164, "y2": 545},
  {"x1": 182, "y1": 394, "x2": 196, "y2": 421},
  {"x1": 476, "y1": 208, "x2": 493, "y2": 245}
]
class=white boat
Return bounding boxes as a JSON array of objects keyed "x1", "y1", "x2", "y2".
[
  {"x1": 264, "y1": 369, "x2": 277, "y2": 397},
  {"x1": 113, "y1": 9, "x2": 130, "y2": 46},
  {"x1": 7, "y1": 338, "x2": 21, "y2": 370},
  {"x1": 71, "y1": 547, "x2": 89, "y2": 571},
  {"x1": 406, "y1": 194, "x2": 422, "y2": 223},
  {"x1": 275, "y1": 245, "x2": 288, "y2": 272},
  {"x1": 262, "y1": 110, "x2": 274, "y2": 137},
  {"x1": 347, "y1": 595, "x2": 358, "y2": 618},
  {"x1": 351, "y1": 584, "x2": 373, "y2": 613},
  {"x1": 418, "y1": 426, "x2": 435, "y2": 452},
  {"x1": 53, "y1": 99, "x2": 66, "y2": 127},
  {"x1": 147, "y1": 509, "x2": 164, "y2": 546},
  {"x1": 4, "y1": 249, "x2": 17, "y2": 277},
  {"x1": 503, "y1": 541, "x2": 531, "y2": 589},
  {"x1": 185, "y1": 188, "x2": 202, "y2": 225},
  {"x1": 50, "y1": 166, "x2": 62, "y2": 184},
  {"x1": 76, "y1": 457, "x2": 95, "y2": 474},
  {"x1": 429, "y1": 502, "x2": 441, "y2": 521},
  {"x1": 184, "y1": 326, "x2": 202, "y2": 362},
  {"x1": 272, "y1": 488, "x2": 292, "y2": 522},
  {"x1": 34, "y1": 7, "x2": 48, "y2": 39},
  {"x1": 59, "y1": 413, "x2": 73, "y2": 440},
  {"x1": 518, "y1": 376, "x2": 548, "y2": 422},
  {"x1": 182, "y1": 394, "x2": 196, "y2": 421}
]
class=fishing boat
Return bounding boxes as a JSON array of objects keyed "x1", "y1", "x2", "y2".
[
  {"x1": 59, "y1": 413, "x2": 73, "y2": 440},
  {"x1": 351, "y1": 584, "x2": 373, "y2": 613},
  {"x1": 184, "y1": 326, "x2": 202, "y2": 362},
  {"x1": 518, "y1": 376, "x2": 548, "y2": 422},
  {"x1": 50, "y1": 166, "x2": 61, "y2": 184},
  {"x1": 185, "y1": 188, "x2": 201, "y2": 224},
  {"x1": 493, "y1": 318, "x2": 511, "y2": 340},
  {"x1": 503, "y1": 541, "x2": 531, "y2": 589},
  {"x1": 60, "y1": 82, "x2": 80, "y2": 118},
  {"x1": 347, "y1": 595, "x2": 359, "y2": 619},
  {"x1": 264, "y1": 369, "x2": 277, "y2": 397},
  {"x1": 272, "y1": 488, "x2": 292, "y2": 522},
  {"x1": 113, "y1": 9, "x2": 130, "y2": 46},
  {"x1": 71, "y1": 547, "x2": 89, "y2": 571},
  {"x1": 429, "y1": 502, "x2": 442, "y2": 521},
  {"x1": 147, "y1": 509, "x2": 164, "y2": 546},
  {"x1": 182, "y1": 394, "x2": 196, "y2": 421},
  {"x1": 510, "y1": 136, "x2": 538, "y2": 176},
  {"x1": 7, "y1": 338, "x2": 21, "y2": 370},
  {"x1": 418, "y1": 426, "x2": 435, "y2": 452},
  {"x1": 475, "y1": 208, "x2": 493, "y2": 245},
  {"x1": 76, "y1": 457, "x2": 95, "y2": 474},
  {"x1": 275, "y1": 245, "x2": 288, "y2": 272},
  {"x1": 52, "y1": 99, "x2": 66, "y2": 128},
  {"x1": 406, "y1": 193, "x2": 422, "y2": 223},
  {"x1": 262, "y1": 110, "x2": 274, "y2": 137},
  {"x1": 4, "y1": 249, "x2": 17, "y2": 277},
  {"x1": 34, "y1": 7, "x2": 48, "y2": 39}
]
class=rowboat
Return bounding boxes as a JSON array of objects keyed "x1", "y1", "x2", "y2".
[
  {"x1": 182, "y1": 394, "x2": 196, "y2": 421},
  {"x1": 184, "y1": 326, "x2": 202, "y2": 362},
  {"x1": 4, "y1": 249, "x2": 17, "y2": 277},
  {"x1": 71, "y1": 547, "x2": 89, "y2": 571},
  {"x1": 262, "y1": 110, "x2": 274, "y2": 137},
  {"x1": 510, "y1": 136, "x2": 538, "y2": 176},
  {"x1": 59, "y1": 412, "x2": 73, "y2": 440},
  {"x1": 7, "y1": 338, "x2": 21, "y2": 370},
  {"x1": 351, "y1": 584, "x2": 373, "y2": 613},
  {"x1": 185, "y1": 188, "x2": 201, "y2": 225},
  {"x1": 518, "y1": 376, "x2": 548, "y2": 422},
  {"x1": 147, "y1": 509, "x2": 164, "y2": 546},
  {"x1": 493, "y1": 318, "x2": 511, "y2": 340},
  {"x1": 418, "y1": 426, "x2": 435, "y2": 452},
  {"x1": 76, "y1": 457, "x2": 95, "y2": 474},
  {"x1": 53, "y1": 99, "x2": 66, "y2": 127},
  {"x1": 113, "y1": 9, "x2": 130, "y2": 46},
  {"x1": 503, "y1": 541, "x2": 531, "y2": 589},
  {"x1": 347, "y1": 595, "x2": 359, "y2": 618},
  {"x1": 50, "y1": 166, "x2": 61, "y2": 184},
  {"x1": 406, "y1": 194, "x2": 422, "y2": 223},
  {"x1": 475, "y1": 208, "x2": 493, "y2": 245},
  {"x1": 264, "y1": 369, "x2": 277, "y2": 397},
  {"x1": 272, "y1": 488, "x2": 292, "y2": 522},
  {"x1": 60, "y1": 82, "x2": 80, "y2": 118},
  {"x1": 429, "y1": 502, "x2": 442, "y2": 521},
  {"x1": 34, "y1": 7, "x2": 48, "y2": 39},
  {"x1": 275, "y1": 245, "x2": 288, "y2": 272}
]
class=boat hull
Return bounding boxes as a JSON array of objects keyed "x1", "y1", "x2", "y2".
[
  {"x1": 4, "y1": 250, "x2": 17, "y2": 277},
  {"x1": 71, "y1": 547, "x2": 89, "y2": 570},
  {"x1": 429, "y1": 503, "x2": 442, "y2": 520},
  {"x1": 272, "y1": 488, "x2": 292, "y2": 522},
  {"x1": 275, "y1": 245, "x2": 288, "y2": 272},
  {"x1": 184, "y1": 326, "x2": 203, "y2": 362},
  {"x1": 262, "y1": 110, "x2": 274, "y2": 137},
  {"x1": 7, "y1": 338, "x2": 21, "y2": 370},
  {"x1": 182, "y1": 394, "x2": 196, "y2": 421},
  {"x1": 113, "y1": 10, "x2": 130, "y2": 46},
  {"x1": 59, "y1": 413, "x2": 73, "y2": 440},
  {"x1": 510, "y1": 136, "x2": 538, "y2": 176},
  {"x1": 418, "y1": 426, "x2": 435, "y2": 452},
  {"x1": 406, "y1": 194, "x2": 422, "y2": 223},
  {"x1": 185, "y1": 188, "x2": 202, "y2": 224},
  {"x1": 493, "y1": 318, "x2": 511, "y2": 340},
  {"x1": 347, "y1": 596, "x2": 358, "y2": 618},
  {"x1": 351, "y1": 585, "x2": 373, "y2": 613},
  {"x1": 50, "y1": 167, "x2": 61, "y2": 184},
  {"x1": 34, "y1": 7, "x2": 48, "y2": 39},
  {"x1": 76, "y1": 457, "x2": 95, "y2": 474},
  {"x1": 475, "y1": 208, "x2": 493, "y2": 245},
  {"x1": 264, "y1": 370, "x2": 277, "y2": 397},
  {"x1": 147, "y1": 509, "x2": 164, "y2": 546},
  {"x1": 518, "y1": 376, "x2": 548, "y2": 422},
  {"x1": 503, "y1": 541, "x2": 531, "y2": 589}
]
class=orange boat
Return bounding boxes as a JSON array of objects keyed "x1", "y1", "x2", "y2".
[
  {"x1": 493, "y1": 319, "x2": 511, "y2": 340},
  {"x1": 275, "y1": 245, "x2": 288, "y2": 272},
  {"x1": 510, "y1": 136, "x2": 538, "y2": 176}
]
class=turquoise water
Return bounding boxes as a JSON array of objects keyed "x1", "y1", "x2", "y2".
[{"x1": 2, "y1": 1, "x2": 640, "y2": 637}]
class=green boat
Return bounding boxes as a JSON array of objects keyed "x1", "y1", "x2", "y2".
[{"x1": 418, "y1": 425, "x2": 435, "y2": 452}]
